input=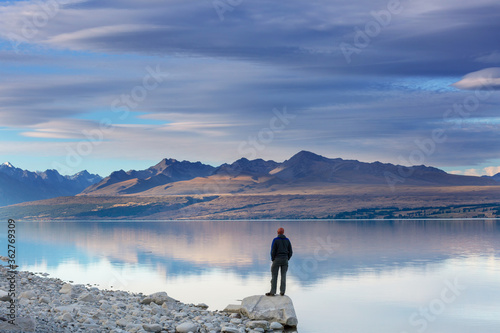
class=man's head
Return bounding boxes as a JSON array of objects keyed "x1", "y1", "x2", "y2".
[{"x1": 277, "y1": 227, "x2": 284, "y2": 235}]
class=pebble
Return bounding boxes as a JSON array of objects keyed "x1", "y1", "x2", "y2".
[{"x1": 270, "y1": 321, "x2": 284, "y2": 330}]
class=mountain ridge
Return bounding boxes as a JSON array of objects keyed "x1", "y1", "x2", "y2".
[{"x1": 80, "y1": 151, "x2": 498, "y2": 196}]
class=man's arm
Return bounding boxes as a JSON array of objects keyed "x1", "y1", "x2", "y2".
[
  {"x1": 270, "y1": 238, "x2": 277, "y2": 260},
  {"x1": 287, "y1": 239, "x2": 293, "y2": 260}
]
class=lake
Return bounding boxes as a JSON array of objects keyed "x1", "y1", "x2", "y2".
[{"x1": 4, "y1": 219, "x2": 500, "y2": 333}]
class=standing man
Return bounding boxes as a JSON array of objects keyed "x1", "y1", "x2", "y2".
[{"x1": 266, "y1": 227, "x2": 293, "y2": 296}]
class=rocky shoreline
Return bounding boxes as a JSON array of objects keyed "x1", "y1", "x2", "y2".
[{"x1": 0, "y1": 266, "x2": 298, "y2": 332}]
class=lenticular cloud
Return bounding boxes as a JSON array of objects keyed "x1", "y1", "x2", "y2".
[{"x1": 452, "y1": 67, "x2": 500, "y2": 90}]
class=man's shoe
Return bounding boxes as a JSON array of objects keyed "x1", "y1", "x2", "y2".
[
  {"x1": 265, "y1": 293, "x2": 275, "y2": 296},
  {"x1": 280, "y1": 293, "x2": 285, "y2": 296}
]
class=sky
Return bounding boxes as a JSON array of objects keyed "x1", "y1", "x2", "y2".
[{"x1": 0, "y1": 0, "x2": 499, "y2": 177}]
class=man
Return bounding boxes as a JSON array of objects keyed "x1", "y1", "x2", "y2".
[{"x1": 266, "y1": 227, "x2": 293, "y2": 296}]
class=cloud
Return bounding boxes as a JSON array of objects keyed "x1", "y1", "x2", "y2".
[
  {"x1": 452, "y1": 67, "x2": 500, "y2": 90},
  {"x1": 449, "y1": 166, "x2": 500, "y2": 176},
  {"x1": 464, "y1": 168, "x2": 480, "y2": 176},
  {"x1": 484, "y1": 166, "x2": 500, "y2": 176}
]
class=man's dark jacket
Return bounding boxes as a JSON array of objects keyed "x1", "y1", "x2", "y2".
[{"x1": 271, "y1": 234, "x2": 293, "y2": 261}]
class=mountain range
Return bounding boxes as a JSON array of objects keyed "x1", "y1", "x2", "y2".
[
  {"x1": 2, "y1": 151, "x2": 500, "y2": 220},
  {"x1": 2, "y1": 151, "x2": 499, "y2": 208},
  {"x1": 0, "y1": 162, "x2": 102, "y2": 206},
  {"x1": 81, "y1": 151, "x2": 500, "y2": 196}
]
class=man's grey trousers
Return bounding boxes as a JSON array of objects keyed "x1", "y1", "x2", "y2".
[{"x1": 270, "y1": 257, "x2": 289, "y2": 294}]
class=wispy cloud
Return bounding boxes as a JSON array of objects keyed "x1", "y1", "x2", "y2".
[{"x1": 452, "y1": 68, "x2": 500, "y2": 90}]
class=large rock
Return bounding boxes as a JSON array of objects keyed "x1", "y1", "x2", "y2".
[
  {"x1": 240, "y1": 295, "x2": 298, "y2": 327},
  {"x1": 141, "y1": 291, "x2": 176, "y2": 305},
  {"x1": 78, "y1": 292, "x2": 95, "y2": 302},
  {"x1": 59, "y1": 283, "x2": 73, "y2": 294},
  {"x1": 223, "y1": 304, "x2": 242, "y2": 313}
]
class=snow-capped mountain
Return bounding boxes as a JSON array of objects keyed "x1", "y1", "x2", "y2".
[{"x1": 0, "y1": 163, "x2": 102, "y2": 206}]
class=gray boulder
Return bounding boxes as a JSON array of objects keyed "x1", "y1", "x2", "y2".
[
  {"x1": 78, "y1": 292, "x2": 95, "y2": 302},
  {"x1": 240, "y1": 295, "x2": 298, "y2": 327},
  {"x1": 141, "y1": 291, "x2": 176, "y2": 305}
]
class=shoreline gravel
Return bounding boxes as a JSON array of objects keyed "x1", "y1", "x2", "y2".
[{"x1": 0, "y1": 266, "x2": 295, "y2": 333}]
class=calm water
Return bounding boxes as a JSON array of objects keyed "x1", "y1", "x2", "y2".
[{"x1": 4, "y1": 219, "x2": 500, "y2": 333}]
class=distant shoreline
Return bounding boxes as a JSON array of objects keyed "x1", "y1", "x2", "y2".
[{"x1": 2, "y1": 186, "x2": 500, "y2": 220}]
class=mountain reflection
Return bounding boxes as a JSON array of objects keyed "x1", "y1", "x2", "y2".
[{"x1": 15, "y1": 220, "x2": 500, "y2": 285}]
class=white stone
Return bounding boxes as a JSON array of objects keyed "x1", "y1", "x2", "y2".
[
  {"x1": 222, "y1": 304, "x2": 242, "y2": 313},
  {"x1": 19, "y1": 290, "x2": 36, "y2": 299},
  {"x1": 39, "y1": 296, "x2": 50, "y2": 304},
  {"x1": 176, "y1": 321, "x2": 198, "y2": 332},
  {"x1": 59, "y1": 283, "x2": 73, "y2": 294},
  {"x1": 246, "y1": 320, "x2": 268, "y2": 329},
  {"x1": 270, "y1": 321, "x2": 284, "y2": 330},
  {"x1": 60, "y1": 312, "x2": 73, "y2": 322},
  {"x1": 54, "y1": 304, "x2": 79, "y2": 313},
  {"x1": 78, "y1": 292, "x2": 95, "y2": 302},
  {"x1": 18, "y1": 298, "x2": 30, "y2": 306},
  {"x1": 240, "y1": 295, "x2": 298, "y2": 327}
]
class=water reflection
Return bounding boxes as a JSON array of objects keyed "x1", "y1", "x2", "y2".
[
  {"x1": 4, "y1": 220, "x2": 500, "y2": 333},
  {"x1": 13, "y1": 220, "x2": 500, "y2": 281}
]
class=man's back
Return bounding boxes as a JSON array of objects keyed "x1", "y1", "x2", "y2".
[{"x1": 271, "y1": 234, "x2": 293, "y2": 260}]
